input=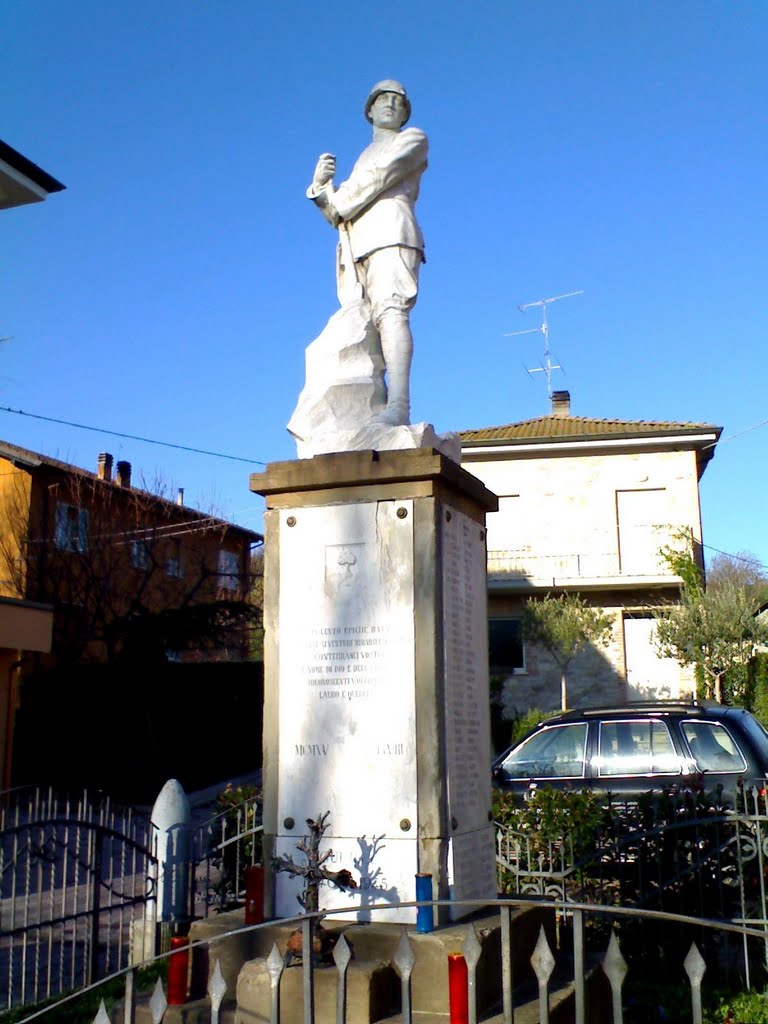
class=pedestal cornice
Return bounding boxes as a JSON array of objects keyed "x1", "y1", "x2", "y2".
[{"x1": 250, "y1": 448, "x2": 498, "y2": 519}]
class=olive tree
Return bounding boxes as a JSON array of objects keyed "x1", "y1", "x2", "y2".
[
  {"x1": 655, "y1": 531, "x2": 768, "y2": 703},
  {"x1": 522, "y1": 594, "x2": 614, "y2": 711}
]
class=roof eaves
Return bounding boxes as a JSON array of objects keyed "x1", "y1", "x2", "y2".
[
  {"x1": 0, "y1": 440, "x2": 262, "y2": 542},
  {"x1": 0, "y1": 139, "x2": 65, "y2": 195}
]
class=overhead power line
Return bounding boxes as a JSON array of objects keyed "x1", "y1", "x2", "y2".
[
  {"x1": 0, "y1": 405, "x2": 268, "y2": 466},
  {"x1": 701, "y1": 542, "x2": 768, "y2": 572},
  {"x1": 703, "y1": 417, "x2": 768, "y2": 451}
]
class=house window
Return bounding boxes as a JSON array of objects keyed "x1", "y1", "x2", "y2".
[
  {"x1": 485, "y1": 495, "x2": 521, "y2": 553},
  {"x1": 615, "y1": 489, "x2": 668, "y2": 575},
  {"x1": 130, "y1": 539, "x2": 151, "y2": 570},
  {"x1": 167, "y1": 540, "x2": 184, "y2": 578},
  {"x1": 218, "y1": 549, "x2": 240, "y2": 591},
  {"x1": 54, "y1": 503, "x2": 88, "y2": 553},
  {"x1": 489, "y1": 618, "x2": 525, "y2": 674}
]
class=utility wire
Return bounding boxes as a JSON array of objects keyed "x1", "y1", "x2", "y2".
[
  {"x1": 0, "y1": 405, "x2": 268, "y2": 466},
  {"x1": 703, "y1": 418, "x2": 768, "y2": 451},
  {"x1": 701, "y1": 542, "x2": 768, "y2": 573}
]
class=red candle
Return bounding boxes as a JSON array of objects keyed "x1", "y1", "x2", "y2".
[
  {"x1": 167, "y1": 936, "x2": 189, "y2": 1005},
  {"x1": 447, "y1": 952, "x2": 468, "y2": 1024},
  {"x1": 244, "y1": 864, "x2": 265, "y2": 925}
]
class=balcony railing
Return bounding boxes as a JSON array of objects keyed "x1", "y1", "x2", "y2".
[{"x1": 486, "y1": 549, "x2": 675, "y2": 583}]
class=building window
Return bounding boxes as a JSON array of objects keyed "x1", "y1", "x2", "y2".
[
  {"x1": 615, "y1": 489, "x2": 669, "y2": 575},
  {"x1": 167, "y1": 539, "x2": 184, "y2": 578},
  {"x1": 130, "y1": 539, "x2": 151, "y2": 570},
  {"x1": 489, "y1": 618, "x2": 525, "y2": 674},
  {"x1": 485, "y1": 494, "x2": 521, "y2": 553},
  {"x1": 218, "y1": 549, "x2": 240, "y2": 591},
  {"x1": 54, "y1": 503, "x2": 88, "y2": 553}
]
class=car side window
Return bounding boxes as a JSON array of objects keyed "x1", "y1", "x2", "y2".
[
  {"x1": 598, "y1": 719, "x2": 680, "y2": 777},
  {"x1": 681, "y1": 721, "x2": 747, "y2": 773},
  {"x1": 500, "y1": 723, "x2": 588, "y2": 779}
]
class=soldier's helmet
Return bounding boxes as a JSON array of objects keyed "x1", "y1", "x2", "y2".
[{"x1": 364, "y1": 80, "x2": 411, "y2": 126}]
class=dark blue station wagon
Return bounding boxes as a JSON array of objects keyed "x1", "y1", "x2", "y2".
[{"x1": 492, "y1": 702, "x2": 768, "y2": 804}]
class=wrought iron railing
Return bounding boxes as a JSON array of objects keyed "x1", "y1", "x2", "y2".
[
  {"x1": 10, "y1": 898, "x2": 768, "y2": 1024},
  {"x1": 190, "y1": 792, "x2": 262, "y2": 916}
]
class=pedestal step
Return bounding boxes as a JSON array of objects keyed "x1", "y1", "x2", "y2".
[
  {"x1": 130, "y1": 905, "x2": 567, "y2": 1024},
  {"x1": 227, "y1": 906, "x2": 550, "y2": 1024},
  {"x1": 237, "y1": 956, "x2": 397, "y2": 1024},
  {"x1": 129, "y1": 994, "x2": 236, "y2": 1024},
  {"x1": 380, "y1": 954, "x2": 611, "y2": 1024}
]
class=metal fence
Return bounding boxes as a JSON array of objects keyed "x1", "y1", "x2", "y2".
[
  {"x1": 495, "y1": 785, "x2": 768, "y2": 988},
  {"x1": 190, "y1": 790, "x2": 262, "y2": 917},
  {"x1": 7, "y1": 785, "x2": 768, "y2": 1021},
  {"x1": 16, "y1": 898, "x2": 768, "y2": 1024},
  {"x1": 0, "y1": 786, "x2": 156, "y2": 1010},
  {"x1": 0, "y1": 784, "x2": 263, "y2": 1011}
]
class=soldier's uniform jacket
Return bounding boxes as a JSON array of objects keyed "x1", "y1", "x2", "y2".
[{"x1": 308, "y1": 127, "x2": 428, "y2": 261}]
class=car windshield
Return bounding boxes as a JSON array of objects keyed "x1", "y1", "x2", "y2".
[
  {"x1": 596, "y1": 718, "x2": 681, "y2": 777},
  {"x1": 681, "y1": 720, "x2": 747, "y2": 773},
  {"x1": 500, "y1": 722, "x2": 588, "y2": 779}
]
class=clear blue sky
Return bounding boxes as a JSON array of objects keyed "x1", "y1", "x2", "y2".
[{"x1": 3, "y1": 1, "x2": 767, "y2": 566}]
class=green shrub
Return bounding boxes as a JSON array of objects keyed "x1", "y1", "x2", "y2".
[
  {"x1": 0, "y1": 963, "x2": 165, "y2": 1024},
  {"x1": 749, "y1": 653, "x2": 768, "y2": 728},
  {"x1": 703, "y1": 989, "x2": 768, "y2": 1023}
]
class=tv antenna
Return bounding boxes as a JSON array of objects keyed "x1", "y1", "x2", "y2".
[{"x1": 504, "y1": 290, "x2": 582, "y2": 398}]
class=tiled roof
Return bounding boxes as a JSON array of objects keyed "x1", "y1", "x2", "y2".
[
  {"x1": 0, "y1": 439, "x2": 262, "y2": 541},
  {"x1": 460, "y1": 415, "x2": 722, "y2": 444}
]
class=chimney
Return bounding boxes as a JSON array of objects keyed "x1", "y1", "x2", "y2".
[
  {"x1": 115, "y1": 460, "x2": 132, "y2": 488},
  {"x1": 177, "y1": 487, "x2": 185, "y2": 507},
  {"x1": 551, "y1": 390, "x2": 571, "y2": 418},
  {"x1": 97, "y1": 452, "x2": 113, "y2": 482}
]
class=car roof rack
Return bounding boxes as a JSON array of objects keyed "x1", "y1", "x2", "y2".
[{"x1": 557, "y1": 699, "x2": 707, "y2": 719}]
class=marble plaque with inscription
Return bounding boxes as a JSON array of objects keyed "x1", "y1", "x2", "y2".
[
  {"x1": 276, "y1": 500, "x2": 418, "y2": 920},
  {"x1": 441, "y1": 506, "x2": 497, "y2": 910}
]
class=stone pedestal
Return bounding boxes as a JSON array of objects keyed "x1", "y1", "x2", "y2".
[{"x1": 250, "y1": 449, "x2": 498, "y2": 925}]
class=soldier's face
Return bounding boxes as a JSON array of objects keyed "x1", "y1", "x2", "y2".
[{"x1": 370, "y1": 92, "x2": 407, "y2": 130}]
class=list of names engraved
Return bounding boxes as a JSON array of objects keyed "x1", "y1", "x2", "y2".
[{"x1": 442, "y1": 507, "x2": 492, "y2": 832}]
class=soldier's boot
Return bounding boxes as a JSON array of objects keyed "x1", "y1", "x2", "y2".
[{"x1": 376, "y1": 313, "x2": 413, "y2": 426}]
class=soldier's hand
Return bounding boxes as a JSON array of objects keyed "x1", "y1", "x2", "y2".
[{"x1": 312, "y1": 153, "x2": 336, "y2": 189}]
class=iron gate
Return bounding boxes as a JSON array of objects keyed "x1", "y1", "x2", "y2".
[{"x1": 0, "y1": 786, "x2": 157, "y2": 1010}]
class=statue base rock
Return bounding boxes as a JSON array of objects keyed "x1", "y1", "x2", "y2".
[{"x1": 288, "y1": 300, "x2": 459, "y2": 463}]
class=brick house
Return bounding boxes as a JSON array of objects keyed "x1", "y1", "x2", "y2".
[
  {"x1": 460, "y1": 391, "x2": 722, "y2": 716},
  {"x1": 0, "y1": 441, "x2": 262, "y2": 789}
]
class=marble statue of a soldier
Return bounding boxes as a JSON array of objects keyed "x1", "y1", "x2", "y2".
[{"x1": 307, "y1": 80, "x2": 428, "y2": 426}]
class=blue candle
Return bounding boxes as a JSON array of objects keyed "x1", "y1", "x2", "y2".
[{"x1": 415, "y1": 873, "x2": 434, "y2": 933}]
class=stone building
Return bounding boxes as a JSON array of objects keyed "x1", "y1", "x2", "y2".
[{"x1": 460, "y1": 391, "x2": 721, "y2": 715}]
